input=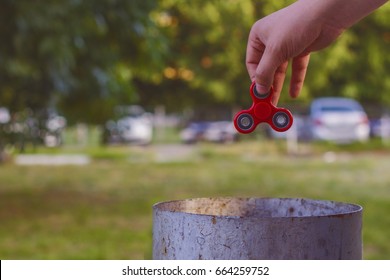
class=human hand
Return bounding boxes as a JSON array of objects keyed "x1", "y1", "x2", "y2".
[
  {"x1": 246, "y1": 0, "x2": 343, "y2": 104},
  {"x1": 246, "y1": 0, "x2": 388, "y2": 104}
]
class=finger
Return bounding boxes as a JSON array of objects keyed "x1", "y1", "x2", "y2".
[
  {"x1": 289, "y1": 53, "x2": 310, "y2": 98},
  {"x1": 255, "y1": 46, "x2": 284, "y2": 94},
  {"x1": 271, "y1": 60, "x2": 288, "y2": 105},
  {"x1": 246, "y1": 35, "x2": 265, "y2": 83}
]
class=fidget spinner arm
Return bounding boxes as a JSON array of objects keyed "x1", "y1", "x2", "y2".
[{"x1": 234, "y1": 82, "x2": 293, "y2": 134}]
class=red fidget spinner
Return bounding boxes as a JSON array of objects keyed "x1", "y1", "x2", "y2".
[{"x1": 234, "y1": 82, "x2": 293, "y2": 134}]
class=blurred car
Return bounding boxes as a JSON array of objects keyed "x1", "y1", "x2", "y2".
[
  {"x1": 180, "y1": 121, "x2": 238, "y2": 144},
  {"x1": 0, "y1": 107, "x2": 10, "y2": 124},
  {"x1": 103, "y1": 105, "x2": 153, "y2": 145},
  {"x1": 203, "y1": 121, "x2": 238, "y2": 143},
  {"x1": 370, "y1": 115, "x2": 390, "y2": 138},
  {"x1": 180, "y1": 122, "x2": 209, "y2": 144},
  {"x1": 267, "y1": 114, "x2": 312, "y2": 141},
  {"x1": 0, "y1": 107, "x2": 66, "y2": 149},
  {"x1": 310, "y1": 97, "x2": 370, "y2": 143}
]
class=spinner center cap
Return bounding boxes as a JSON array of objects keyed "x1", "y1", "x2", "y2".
[{"x1": 254, "y1": 102, "x2": 272, "y2": 121}]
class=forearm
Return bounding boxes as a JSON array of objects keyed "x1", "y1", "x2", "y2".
[{"x1": 303, "y1": 0, "x2": 388, "y2": 30}]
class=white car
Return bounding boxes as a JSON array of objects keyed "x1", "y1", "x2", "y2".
[
  {"x1": 0, "y1": 107, "x2": 10, "y2": 124},
  {"x1": 310, "y1": 97, "x2": 370, "y2": 143},
  {"x1": 117, "y1": 115, "x2": 153, "y2": 144},
  {"x1": 180, "y1": 121, "x2": 238, "y2": 144},
  {"x1": 268, "y1": 114, "x2": 312, "y2": 141},
  {"x1": 104, "y1": 106, "x2": 153, "y2": 145},
  {"x1": 203, "y1": 121, "x2": 238, "y2": 143}
]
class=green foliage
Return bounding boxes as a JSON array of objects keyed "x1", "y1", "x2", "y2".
[
  {"x1": 136, "y1": 0, "x2": 256, "y2": 112},
  {"x1": 300, "y1": 5, "x2": 390, "y2": 107},
  {"x1": 0, "y1": 0, "x2": 389, "y2": 122},
  {"x1": 0, "y1": 0, "x2": 165, "y2": 123},
  {"x1": 141, "y1": 0, "x2": 390, "y2": 112}
]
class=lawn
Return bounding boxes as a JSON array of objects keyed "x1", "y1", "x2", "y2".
[{"x1": 0, "y1": 139, "x2": 390, "y2": 259}]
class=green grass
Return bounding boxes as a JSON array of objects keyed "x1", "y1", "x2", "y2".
[{"x1": 1, "y1": 140, "x2": 390, "y2": 259}]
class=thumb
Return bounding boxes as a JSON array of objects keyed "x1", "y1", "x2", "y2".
[{"x1": 255, "y1": 47, "x2": 283, "y2": 94}]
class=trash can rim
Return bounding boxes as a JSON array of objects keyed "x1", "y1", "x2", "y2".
[{"x1": 153, "y1": 197, "x2": 363, "y2": 219}]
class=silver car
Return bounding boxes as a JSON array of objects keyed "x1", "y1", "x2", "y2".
[
  {"x1": 103, "y1": 105, "x2": 153, "y2": 145},
  {"x1": 310, "y1": 97, "x2": 370, "y2": 143}
]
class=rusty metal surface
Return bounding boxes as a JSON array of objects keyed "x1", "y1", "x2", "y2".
[{"x1": 153, "y1": 197, "x2": 362, "y2": 260}]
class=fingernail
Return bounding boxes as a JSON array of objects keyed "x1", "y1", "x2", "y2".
[{"x1": 256, "y1": 83, "x2": 269, "y2": 94}]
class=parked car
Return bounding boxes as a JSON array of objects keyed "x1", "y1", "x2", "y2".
[
  {"x1": 180, "y1": 121, "x2": 238, "y2": 144},
  {"x1": 103, "y1": 105, "x2": 153, "y2": 145},
  {"x1": 309, "y1": 97, "x2": 370, "y2": 143},
  {"x1": 0, "y1": 107, "x2": 10, "y2": 124},
  {"x1": 267, "y1": 114, "x2": 312, "y2": 141},
  {"x1": 180, "y1": 122, "x2": 210, "y2": 144},
  {"x1": 203, "y1": 121, "x2": 238, "y2": 143},
  {"x1": 370, "y1": 115, "x2": 390, "y2": 138},
  {"x1": 0, "y1": 107, "x2": 66, "y2": 149}
]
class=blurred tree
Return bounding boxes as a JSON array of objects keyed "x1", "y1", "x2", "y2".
[
  {"x1": 138, "y1": 0, "x2": 390, "y2": 117},
  {"x1": 0, "y1": 0, "x2": 389, "y2": 125},
  {"x1": 0, "y1": 0, "x2": 166, "y2": 124},
  {"x1": 135, "y1": 0, "x2": 256, "y2": 116},
  {"x1": 306, "y1": 3, "x2": 390, "y2": 112},
  {"x1": 248, "y1": 1, "x2": 390, "y2": 114}
]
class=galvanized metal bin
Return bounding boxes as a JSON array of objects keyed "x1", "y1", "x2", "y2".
[{"x1": 152, "y1": 197, "x2": 362, "y2": 260}]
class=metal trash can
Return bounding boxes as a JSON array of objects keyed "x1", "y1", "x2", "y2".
[{"x1": 152, "y1": 197, "x2": 362, "y2": 260}]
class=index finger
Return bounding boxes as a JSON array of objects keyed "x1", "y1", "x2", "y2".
[{"x1": 246, "y1": 35, "x2": 265, "y2": 82}]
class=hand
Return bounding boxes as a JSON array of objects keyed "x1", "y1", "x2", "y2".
[
  {"x1": 246, "y1": 0, "x2": 343, "y2": 104},
  {"x1": 246, "y1": 0, "x2": 388, "y2": 104}
]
